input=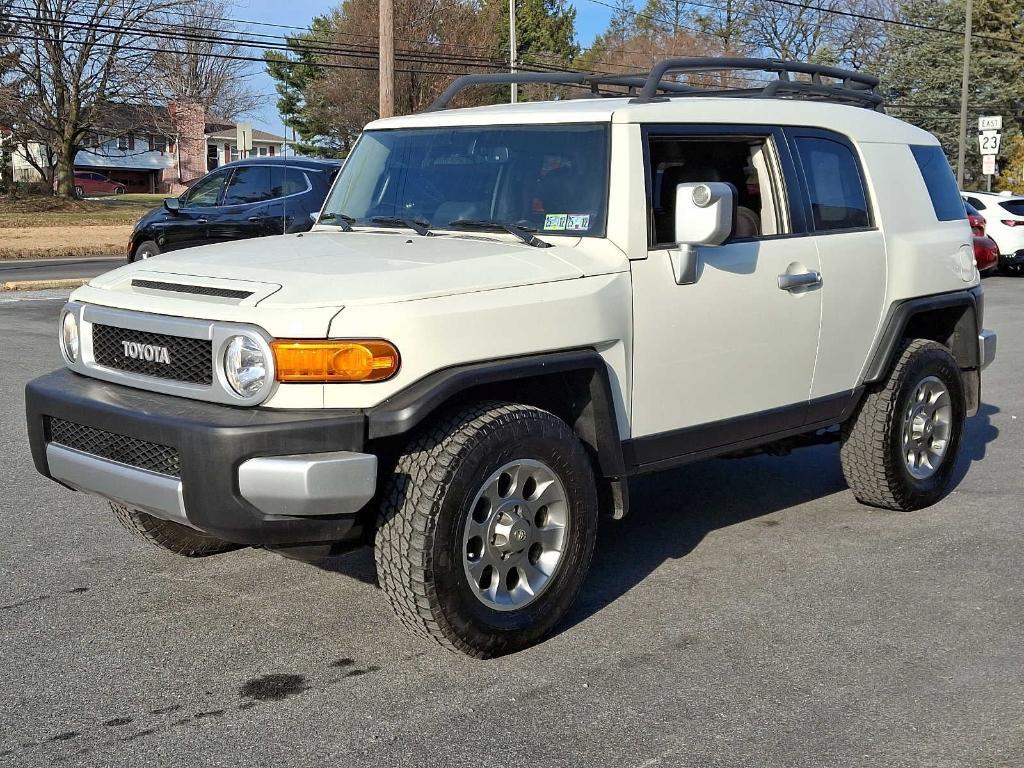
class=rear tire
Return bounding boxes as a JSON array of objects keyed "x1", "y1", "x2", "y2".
[
  {"x1": 840, "y1": 339, "x2": 965, "y2": 511},
  {"x1": 375, "y1": 401, "x2": 599, "y2": 658},
  {"x1": 73, "y1": 186, "x2": 83, "y2": 199},
  {"x1": 110, "y1": 503, "x2": 237, "y2": 557}
]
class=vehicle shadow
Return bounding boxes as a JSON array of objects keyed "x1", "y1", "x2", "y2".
[
  {"x1": 559, "y1": 400, "x2": 1000, "y2": 633},
  {"x1": 301, "y1": 403, "x2": 999, "y2": 617}
]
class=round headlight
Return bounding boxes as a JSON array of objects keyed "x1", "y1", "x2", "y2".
[
  {"x1": 223, "y1": 335, "x2": 268, "y2": 397},
  {"x1": 61, "y1": 312, "x2": 79, "y2": 362}
]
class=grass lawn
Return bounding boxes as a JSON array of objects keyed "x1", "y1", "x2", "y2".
[{"x1": 0, "y1": 194, "x2": 165, "y2": 258}]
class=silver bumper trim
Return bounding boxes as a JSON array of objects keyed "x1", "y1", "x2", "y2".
[
  {"x1": 238, "y1": 451, "x2": 377, "y2": 517},
  {"x1": 45, "y1": 444, "x2": 191, "y2": 526},
  {"x1": 979, "y1": 330, "x2": 997, "y2": 370}
]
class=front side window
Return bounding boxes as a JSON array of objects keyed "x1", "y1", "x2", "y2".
[
  {"x1": 910, "y1": 145, "x2": 966, "y2": 222},
  {"x1": 322, "y1": 124, "x2": 610, "y2": 236},
  {"x1": 794, "y1": 136, "x2": 870, "y2": 231},
  {"x1": 223, "y1": 166, "x2": 273, "y2": 205},
  {"x1": 646, "y1": 134, "x2": 789, "y2": 246},
  {"x1": 184, "y1": 169, "x2": 229, "y2": 207}
]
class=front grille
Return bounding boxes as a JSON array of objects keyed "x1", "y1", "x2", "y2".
[
  {"x1": 92, "y1": 324, "x2": 212, "y2": 384},
  {"x1": 49, "y1": 418, "x2": 181, "y2": 478}
]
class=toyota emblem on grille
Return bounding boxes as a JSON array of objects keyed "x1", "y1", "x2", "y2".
[{"x1": 121, "y1": 340, "x2": 171, "y2": 364}]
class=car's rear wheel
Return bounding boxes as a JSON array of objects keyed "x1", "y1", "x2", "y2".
[
  {"x1": 73, "y1": 185, "x2": 83, "y2": 198},
  {"x1": 375, "y1": 401, "x2": 599, "y2": 658},
  {"x1": 132, "y1": 240, "x2": 159, "y2": 261},
  {"x1": 114, "y1": 186, "x2": 126, "y2": 195},
  {"x1": 840, "y1": 339, "x2": 965, "y2": 511},
  {"x1": 110, "y1": 503, "x2": 237, "y2": 557}
]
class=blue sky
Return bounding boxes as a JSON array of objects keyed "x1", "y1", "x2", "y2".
[{"x1": 231, "y1": 0, "x2": 613, "y2": 137}]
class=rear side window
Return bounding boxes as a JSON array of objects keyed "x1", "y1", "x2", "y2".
[
  {"x1": 965, "y1": 195, "x2": 986, "y2": 210},
  {"x1": 223, "y1": 166, "x2": 273, "y2": 205},
  {"x1": 794, "y1": 137, "x2": 870, "y2": 231},
  {"x1": 910, "y1": 145, "x2": 966, "y2": 222}
]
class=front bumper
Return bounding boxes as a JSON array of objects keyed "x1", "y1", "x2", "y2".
[{"x1": 26, "y1": 369, "x2": 375, "y2": 547}]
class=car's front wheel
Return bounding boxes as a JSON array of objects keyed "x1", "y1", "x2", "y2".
[
  {"x1": 375, "y1": 401, "x2": 599, "y2": 658},
  {"x1": 132, "y1": 240, "x2": 159, "y2": 261},
  {"x1": 73, "y1": 185, "x2": 83, "y2": 198},
  {"x1": 110, "y1": 503, "x2": 237, "y2": 557}
]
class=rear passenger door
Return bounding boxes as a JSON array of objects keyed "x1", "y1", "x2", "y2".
[{"x1": 786, "y1": 129, "x2": 887, "y2": 401}]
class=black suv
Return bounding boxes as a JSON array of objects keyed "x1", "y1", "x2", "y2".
[{"x1": 127, "y1": 157, "x2": 342, "y2": 261}]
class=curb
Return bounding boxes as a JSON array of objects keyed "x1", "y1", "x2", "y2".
[{"x1": 0, "y1": 278, "x2": 89, "y2": 292}]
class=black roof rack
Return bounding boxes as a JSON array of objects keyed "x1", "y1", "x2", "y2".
[{"x1": 426, "y1": 56, "x2": 884, "y2": 113}]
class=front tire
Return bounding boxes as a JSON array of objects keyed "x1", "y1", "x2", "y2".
[
  {"x1": 110, "y1": 503, "x2": 237, "y2": 557},
  {"x1": 840, "y1": 339, "x2": 965, "y2": 510},
  {"x1": 375, "y1": 402, "x2": 599, "y2": 658},
  {"x1": 132, "y1": 240, "x2": 159, "y2": 261}
]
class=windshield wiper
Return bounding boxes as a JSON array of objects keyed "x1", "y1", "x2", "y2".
[
  {"x1": 368, "y1": 215, "x2": 432, "y2": 237},
  {"x1": 447, "y1": 219, "x2": 552, "y2": 248},
  {"x1": 317, "y1": 212, "x2": 354, "y2": 230}
]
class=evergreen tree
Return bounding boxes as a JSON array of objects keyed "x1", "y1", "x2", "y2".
[{"x1": 881, "y1": 0, "x2": 1024, "y2": 187}]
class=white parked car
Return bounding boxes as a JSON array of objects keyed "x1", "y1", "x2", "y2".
[
  {"x1": 27, "y1": 58, "x2": 996, "y2": 657},
  {"x1": 961, "y1": 189, "x2": 1024, "y2": 272}
]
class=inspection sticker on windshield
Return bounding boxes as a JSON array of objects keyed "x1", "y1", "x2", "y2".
[
  {"x1": 566, "y1": 214, "x2": 591, "y2": 231},
  {"x1": 543, "y1": 214, "x2": 568, "y2": 231}
]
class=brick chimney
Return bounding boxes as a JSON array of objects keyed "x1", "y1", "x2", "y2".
[{"x1": 166, "y1": 101, "x2": 206, "y2": 193}]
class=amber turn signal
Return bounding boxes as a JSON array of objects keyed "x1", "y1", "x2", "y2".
[{"x1": 271, "y1": 340, "x2": 400, "y2": 383}]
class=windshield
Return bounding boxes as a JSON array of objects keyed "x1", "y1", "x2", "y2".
[{"x1": 322, "y1": 124, "x2": 610, "y2": 237}]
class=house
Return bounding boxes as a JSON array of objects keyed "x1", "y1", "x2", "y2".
[{"x1": 10, "y1": 103, "x2": 286, "y2": 193}]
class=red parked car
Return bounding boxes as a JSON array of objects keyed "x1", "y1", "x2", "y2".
[
  {"x1": 965, "y1": 201, "x2": 986, "y2": 236},
  {"x1": 73, "y1": 171, "x2": 126, "y2": 197},
  {"x1": 973, "y1": 235, "x2": 999, "y2": 275}
]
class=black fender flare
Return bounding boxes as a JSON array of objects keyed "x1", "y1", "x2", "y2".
[
  {"x1": 366, "y1": 349, "x2": 626, "y2": 478},
  {"x1": 863, "y1": 286, "x2": 982, "y2": 383}
]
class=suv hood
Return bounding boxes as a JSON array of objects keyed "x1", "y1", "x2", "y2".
[{"x1": 93, "y1": 230, "x2": 585, "y2": 309}]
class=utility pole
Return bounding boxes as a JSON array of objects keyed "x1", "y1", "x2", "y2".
[
  {"x1": 956, "y1": 0, "x2": 973, "y2": 187},
  {"x1": 379, "y1": 0, "x2": 395, "y2": 118},
  {"x1": 509, "y1": 0, "x2": 517, "y2": 104}
]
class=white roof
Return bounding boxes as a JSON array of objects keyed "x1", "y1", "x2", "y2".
[{"x1": 367, "y1": 96, "x2": 936, "y2": 145}]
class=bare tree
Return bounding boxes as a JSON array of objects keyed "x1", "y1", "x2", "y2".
[
  {"x1": 0, "y1": 0, "x2": 178, "y2": 196},
  {"x1": 152, "y1": 0, "x2": 262, "y2": 121}
]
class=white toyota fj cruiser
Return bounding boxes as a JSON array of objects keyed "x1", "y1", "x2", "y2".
[{"x1": 26, "y1": 58, "x2": 997, "y2": 657}]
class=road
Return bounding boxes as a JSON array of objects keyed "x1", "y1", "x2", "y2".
[
  {"x1": 0, "y1": 279, "x2": 1021, "y2": 767},
  {"x1": 0, "y1": 256, "x2": 123, "y2": 283}
]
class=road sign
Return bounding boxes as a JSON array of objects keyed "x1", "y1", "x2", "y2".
[
  {"x1": 979, "y1": 115, "x2": 1003, "y2": 131},
  {"x1": 236, "y1": 122, "x2": 253, "y2": 154},
  {"x1": 983, "y1": 155, "x2": 997, "y2": 176},
  {"x1": 980, "y1": 131, "x2": 1002, "y2": 156}
]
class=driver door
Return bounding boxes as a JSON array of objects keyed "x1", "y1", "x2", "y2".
[
  {"x1": 158, "y1": 168, "x2": 230, "y2": 251},
  {"x1": 627, "y1": 127, "x2": 823, "y2": 465}
]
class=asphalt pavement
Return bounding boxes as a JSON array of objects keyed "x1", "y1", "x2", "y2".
[
  {"x1": 0, "y1": 257, "x2": 122, "y2": 283},
  {"x1": 0, "y1": 279, "x2": 1021, "y2": 767}
]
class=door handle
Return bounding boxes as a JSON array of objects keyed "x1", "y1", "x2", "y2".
[
  {"x1": 195, "y1": 217, "x2": 208, "y2": 224},
  {"x1": 778, "y1": 270, "x2": 822, "y2": 291},
  {"x1": 248, "y1": 216, "x2": 263, "y2": 222}
]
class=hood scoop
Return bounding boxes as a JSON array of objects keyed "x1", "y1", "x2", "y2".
[
  {"x1": 130, "y1": 279, "x2": 254, "y2": 300},
  {"x1": 91, "y1": 269, "x2": 283, "y2": 306}
]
